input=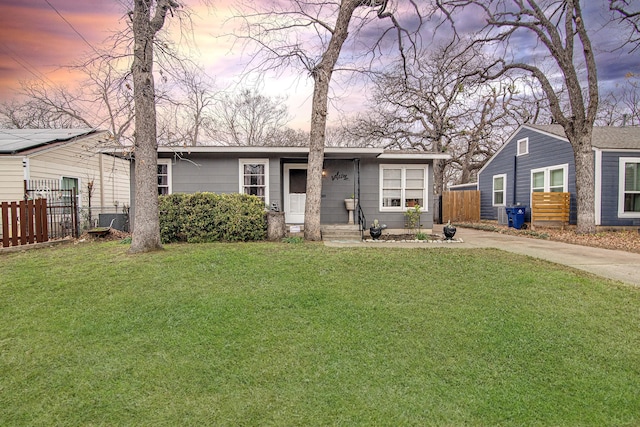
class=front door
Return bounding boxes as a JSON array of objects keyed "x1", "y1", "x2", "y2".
[{"x1": 284, "y1": 164, "x2": 307, "y2": 223}]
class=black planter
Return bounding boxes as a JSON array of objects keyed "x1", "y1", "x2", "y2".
[
  {"x1": 443, "y1": 224, "x2": 457, "y2": 240},
  {"x1": 369, "y1": 227, "x2": 383, "y2": 240}
]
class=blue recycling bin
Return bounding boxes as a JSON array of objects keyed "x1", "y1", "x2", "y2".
[{"x1": 505, "y1": 206, "x2": 527, "y2": 230}]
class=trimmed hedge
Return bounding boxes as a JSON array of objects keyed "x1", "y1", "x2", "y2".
[{"x1": 159, "y1": 193, "x2": 267, "y2": 243}]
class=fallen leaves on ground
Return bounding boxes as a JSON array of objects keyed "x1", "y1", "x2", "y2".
[{"x1": 457, "y1": 222, "x2": 640, "y2": 254}]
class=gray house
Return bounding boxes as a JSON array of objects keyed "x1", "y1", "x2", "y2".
[
  {"x1": 131, "y1": 146, "x2": 449, "y2": 234},
  {"x1": 477, "y1": 124, "x2": 640, "y2": 227}
]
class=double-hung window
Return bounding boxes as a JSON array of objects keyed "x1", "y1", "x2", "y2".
[
  {"x1": 157, "y1": 159, "x2": 172, "y2": 195},
  {"x1": 493, "y1": 174, "x2": 506, "y2": 206},
  {"x1": 531, "y1": 164, "x2": 568, "y2": 193},
  {"x1": 239, "y1": 159, "x2": 269, "y2": 205},
  {"x1": 379, "y1": 165, "x2": 428, "y2": 211},
  {"x1": 619, "y1": 157, "x2": 640, "y2": 217}
]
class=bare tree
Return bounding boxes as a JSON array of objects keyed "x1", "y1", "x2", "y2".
[
  {"x1": 1, "y1": 81, "x2": 94, "y2": 129},
  {"x1": 128, "y1": 0, "x2": 181, "y2": 254},
  {"x1": 597, "y1": 74, "x2": 640, "y2": 126},
  {"x1": 211, "y1": 89, "x2": 290, "y2": 146},
  {"x1": 161, "y1": 64, "x2": 218, "y2": 146},
  {"x1": 353, "y1": 43, "x2": 527, "y2": 218},
  {"x1": 269, "y1": 127, "x2": 309, "y2": 147},
  {"x1": 84, "y1": 61, "x2": 136, "y2": 146},
  {"x1": 437, "y1": 0, "x2": 600, "y2": 234},
  {"x1": 610, "y1": 0, "x2": 640, "y2": 51},
  {"x1": 236, "y1": 0, "x2": 424, "y2": 240},
  {"x1": 0, "y1": 59, "x2": 135, "y2": 146}
]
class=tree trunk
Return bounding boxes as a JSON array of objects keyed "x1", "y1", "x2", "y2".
[
  {"x1": 432, "y1": 158, "x2": 445, "y2": 224},
  {"x1": 304, "y1": 0, "x2": 361, "y2": 241},
  {"x1": 128, "y1": 0, "x2": 176, "y2": 253},
  {"x1": 571, "y1": 132, "x2": 596, "y2": 234},
  {"x1": 266, "y1": 210, "x2": 286, "y2": 241}
]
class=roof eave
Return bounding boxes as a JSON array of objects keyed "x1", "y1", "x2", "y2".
[{"x1": 377, "y1": 153, "x2": 451, "y2": 160}]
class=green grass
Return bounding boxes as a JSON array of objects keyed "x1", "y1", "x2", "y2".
[{"x1": 1, "y1": 242, "x2": 639, "y2": 426}]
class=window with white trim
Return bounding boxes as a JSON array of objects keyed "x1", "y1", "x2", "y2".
[
  {"x1": 239, "y1": 159, "x2": 269, "y2": 205},
  {"x1": 619, "y1": 157, "x2": 640, "y2": 217},
  {"x1": 492, "y1": 174, "x2": 506, "y2": 206},
  {"x1": 531, "y1": 164, "x2": 568, "y2": 193},
  {"x1": 379, "y1": 165, "x2": 428, "y2": 211},
  {"x1": 157, "y1": 159, "x2": 172, "y2": 195},
  {"x1": 517, "y1": 138, "x2": 529, "y2": 156}
]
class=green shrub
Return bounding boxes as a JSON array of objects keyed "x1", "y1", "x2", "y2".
[
  {"x1": 404, "y1": 204, "x2": 422, "y2": 235},
  {"x1": 159, "y1": 193, "x2": 186, "y2": 243},
  {"x1": 159, "y1": 193, "x2": 266, "y2": 243}
]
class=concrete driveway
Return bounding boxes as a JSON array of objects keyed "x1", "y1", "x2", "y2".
[{"x1": 325, "y1": 227, "x2": 640, "y2": 287}]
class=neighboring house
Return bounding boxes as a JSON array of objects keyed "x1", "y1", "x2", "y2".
[
  {"x1": 478, "y1": 124, "x2": 640, "y2": 227},
  {"x1": 0, "y1": 128, "x2": 131, "y2": 221},
  {"x1": 130, "y1": 146, "x2": 449, "y2": 233}
]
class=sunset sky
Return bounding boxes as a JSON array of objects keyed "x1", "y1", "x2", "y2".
[{"x1": 0, "y1": 0, "x2": 638, "y2": 131}]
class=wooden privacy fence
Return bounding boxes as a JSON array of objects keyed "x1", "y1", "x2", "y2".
[
  {"x1": 531, "y1": 192, "x2": 570, "y2": 226},
  {"x1": 442, "y1": 190, "x2": 480, "y2": 223},
  {"x1": 1, "y1": 199, "x2": 49, "y2": 247}
]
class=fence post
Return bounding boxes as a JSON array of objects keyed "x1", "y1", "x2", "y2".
[
  {"x1": 1, "y1": 202, "x2": 9, "y2": 247},
  {"x1": 10, "y1": 202, "x2": 18, "y2": 246},
  {"x1": 73, "y1": 187, "x2": 79, "y2": 238},
  {"x1": 34, "y1": 199, "x2": 47, "y2": 243},
  {"x1": 26, "y1": 199, "x2": 35, "y2": 244}
]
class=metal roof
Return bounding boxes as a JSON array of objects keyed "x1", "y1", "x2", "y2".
[
  {"x1": 527, "y1": 124, "x2": 640, "y2": 150},
  {"x1": 0, "y1": 128, "x2": 97, "y2": 154}
]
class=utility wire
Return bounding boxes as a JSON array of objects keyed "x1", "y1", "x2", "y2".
[{"x1": 43, "y1": 0, "x2": 102, "y2": 57}]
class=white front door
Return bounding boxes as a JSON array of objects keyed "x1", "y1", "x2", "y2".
[{"x1": 284, "y1": 164, "x2": 307, "y2": 223}]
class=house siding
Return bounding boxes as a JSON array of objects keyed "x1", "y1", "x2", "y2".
[
  {"x1": 145, "y1": 153, "x2": 436, "y2": 232},
  {"x1": 0, "y1": 157, "x2": 26, "y2": 202},
  {"x1": 161, "y1": 153, "x2": 283, "y2": 205},
  {"x1": 479, "y1": 127, "x2": 577, "y2": 223},
  {"x1": 600, "y1": 151, "x2": 640, "y2": 226},
  {"x1": 0, "y1": 132, "x2": 129, "y2": 212},
  {"x1": 354, "y1": 158, "x2": 435, "y2": 231},
  {"x1": 28, "y1": 134, "x2": 130, "y2": 213}
]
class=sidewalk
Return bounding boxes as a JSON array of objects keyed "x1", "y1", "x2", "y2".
[{"x1": 325, "y1": 228, "x2": 640, "y2": 287}]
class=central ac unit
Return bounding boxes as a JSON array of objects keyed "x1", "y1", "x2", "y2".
[{"x1": 497, "y1": 207, "x2": 508, "y2": 225}]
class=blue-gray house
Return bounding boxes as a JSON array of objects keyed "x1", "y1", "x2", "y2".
[
  {"x1": 477, "y1": 124, "x2": 640, "y2": 227},
  {"x1": 130, "y1": 146, "x2": 449, "y2": 234}
]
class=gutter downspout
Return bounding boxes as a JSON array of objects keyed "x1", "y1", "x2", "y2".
[
  {"x1": 99, "y1": 153, "x2": 105, "y2": 214},
  {"x1": 22, "y1": 157, "x2": 30, "y2": 181},
  {"x1": 513, "y1": 155, "x2": 517, "y2": 205},
  {"x1": 594, "y1": 148, "x2": 602, "y2": 226}
]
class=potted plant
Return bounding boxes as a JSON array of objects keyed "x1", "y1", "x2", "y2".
[
  {"x1": 443, "y1": 220, "x2": 457, "y2": 240},
  {"x1": 369, "y1": 219, "x2": 387, "y2": 240}
]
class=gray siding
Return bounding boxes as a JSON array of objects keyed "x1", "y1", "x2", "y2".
[
  {"x1": 350, "y1": 158, "x2": 434, "y2": 231},
  {"x1": 162, "y1": 153, "x2": 282, "y2": 207},
  {"x1": 479, "y1": 127, "x2": 577, "y2": 224},
  {"x1": 132, "y1": 152, "x2": 436, "y2": 231},
  {"x1": 319, "y1": 159, "x2": 361, "y2": 224},
  {"x1": 600, "y1": 151, "x2": 640, "y2": 226}
]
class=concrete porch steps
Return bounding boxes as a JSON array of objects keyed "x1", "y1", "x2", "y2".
[{"x1": 321, "y1": 224, "x2": 362, "y2": 242}]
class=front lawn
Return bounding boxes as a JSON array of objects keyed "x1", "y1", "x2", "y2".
[{"x1": 1, "y1": 242, "x2": 639, "y2": 426}]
